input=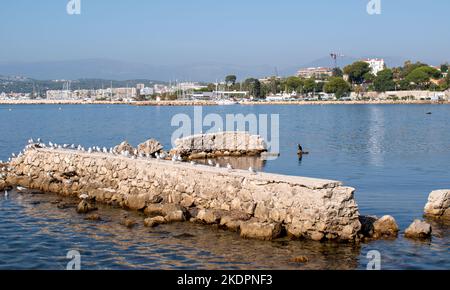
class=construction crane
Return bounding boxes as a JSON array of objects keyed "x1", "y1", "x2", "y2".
[{"x1": 330, "y1": 52, "x2": 345, "y2": 68}]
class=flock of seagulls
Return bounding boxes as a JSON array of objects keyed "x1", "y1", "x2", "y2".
[{"x1": 3, "y1": 138, "x2": 259, "y2": 186}]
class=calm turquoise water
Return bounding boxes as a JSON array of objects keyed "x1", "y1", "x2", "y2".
[{"x1": 0, "y1": 104, "x2": 449, "y2": 269}]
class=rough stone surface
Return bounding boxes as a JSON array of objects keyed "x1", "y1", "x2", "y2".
[
  {"x1": 196, "y1": 209, "x2": 223, "y2": 224},
  {"x1": 240, "y1": 220, "x2": 283, "y2": 241},
  {"x1": 165, "y1": 210, "x2": 187, "y2": 222},
  {"x1": 137, "y1": 139, "x2": 163, "y2": 156},
  {"x1": 113, "y1": 141, "x2": 135, "y2": 155},
  {"x1": 372, "y1": 215, "x2": 399, "y2": 238},
  {"x1": 424, "y1": 190, "x2": 450, "y2": 220},
  {"x1": 76, "y1": 200, "x2": 97, "y2": 214},
  {"x1": 405, "y1": 220, "x2": 432, "y2": 239},
  {"x1": 7, "y1": 148, "x2": 362, "y2": 241},
  {"x1": 172, "y1": 131, "x2": 267, "y2": 158},
  {"x1": 144, "y1": 216, "x2": 166, "y2": 227}
]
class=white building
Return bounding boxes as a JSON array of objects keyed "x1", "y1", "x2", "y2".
[{"x1": 363, "y1": 58, "x2": 385, "y2": 75}]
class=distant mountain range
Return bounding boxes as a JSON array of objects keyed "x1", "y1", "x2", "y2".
[{"x1": 0, "y1": 56, "x2": 414, "y2": 82}]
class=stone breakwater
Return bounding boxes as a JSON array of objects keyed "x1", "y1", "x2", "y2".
[
  {"x1": 171, "y1": 132, "x2": 267, "y2": 159},
  {"x1": 5, "y1": 148, "x2": 361, "y2": 242}
]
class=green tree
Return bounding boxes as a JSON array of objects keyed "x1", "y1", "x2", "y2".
[
  {"x1": 405, "y1": 66, "x2": 441, "y2": 89},
  {"x1": 343, "y1": 61, "x2": 371, "y2": 84},
  {"x1": 285, "y1": 76, "x2": 302, "y2": 92},
  {"x1": 324, "y1": 77, "x2": 351, "y2": 99},
  {"x1": 440, "y1": 64, "x2": 449, "y2": 73},
  {"x1": 332, "y1": 67, "x2": 343, "y2": 77},
  {"x1": 363, "y1": 72, "x2": 376, "y2": 83},
  {"x1": 401, "y1": 61, "x2": 428, "y2": 78},
  {"x1": 243, "y1": 78, "x2": 261, "y2": 98},
  {"x1": 303, "y1": 78, "x2": 316, "y2": 94},
  {"x1": 225, "y1": 75, "x2": 237, "y2": 86},
  {"x1": 373, "y1": 69, "x2": 396, "y2": 92}
]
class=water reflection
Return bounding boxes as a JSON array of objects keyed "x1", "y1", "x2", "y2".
[{"x1": 368, "y1": 106, "x2": 385, "y2": 167}]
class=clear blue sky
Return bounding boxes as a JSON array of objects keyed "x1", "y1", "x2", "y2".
[{"x1": 1, "y1": 0, "x2": 449, "y2": 66}]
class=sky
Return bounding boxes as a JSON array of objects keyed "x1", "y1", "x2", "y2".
[{"x1": 0, "y1": 0, "x2": 449, "y2": 68}]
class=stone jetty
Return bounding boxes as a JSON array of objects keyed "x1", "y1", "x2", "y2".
[
  {"x1": 5, "y1": 147, "x2": 362, "y2": 242},
  {"x1": 171, "y1": 131, "x2": 267, "y2": 159}
]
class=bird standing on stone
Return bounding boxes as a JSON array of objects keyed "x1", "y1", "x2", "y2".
[
  {"x1": 208, "y1": 159, "x2": 214, "y2": 166},
  {"x1": 249, "y1": 167, "x2": 256, "y2": 174},
  {"x1": 227, "y1": 163, "x2": 233, "y2": 170}
]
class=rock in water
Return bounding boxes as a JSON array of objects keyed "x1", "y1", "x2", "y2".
[
  {"x1": 137, "y1": 139, "x2": 163, "y2": 156},
  {"x1": 372, "y1": 215, "x2": 399, "y2": 238},
  {"x1": 76, "y1": 200, "x2": 97, "y2": 214},
  {"x1": 405, "y1": 220, "x2": 432, "y2": 239},
  {"x1": 85, "y1": 214, "x2": 102, "y2": 221},
  {"x1": 424, "y1": 190, "x2": 450, "y2": 220},
  {"x1": 144, "y1": 216, "x2": 167, "y2": 227},
  {"x1": 358, "y1": 215, "x2": 378, "y2": 238},
  {"x1": 122, "y1": 218, "x2": 137, "y2": 228},
  {"x1": 240, "y1": 220, "x2": 282, "y2": 241},
  {"x1": 290, "y1": 256, "x2": 309, "y2": 264},
  {"x1": 113, "y1": 141, "x2": 135, "y2": 156}
]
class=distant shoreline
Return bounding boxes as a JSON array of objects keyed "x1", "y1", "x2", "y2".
[{"x1": 0, "y1": 99, "x2": 449, "y2": 106}]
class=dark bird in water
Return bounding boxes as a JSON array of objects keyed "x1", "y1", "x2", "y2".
[
  {"x1": 426, "y1": 112, "x2": 432, "y2": 115},
  {"x1": 297, "y1": 144, "x2": 309, "y2": 156}
]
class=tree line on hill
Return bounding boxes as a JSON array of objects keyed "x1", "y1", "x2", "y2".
[{"x1": 209, "y1": 61, "x2": 450, "y2": 99}]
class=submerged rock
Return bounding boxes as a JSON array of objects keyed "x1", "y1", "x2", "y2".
[
  {"x1": 240, "y1": 220, "x2": 283, "y2": 241},
  {"x1": 85, "y1": 214, "x2": 102, "y2": 221},
  {"x1": 424, "y1": 190, "x2": 450, "y2": 220},
  {"x1": 144, "y1": 216, "x2": 166, "y2": 227},
  {"x1": 121, "y1": 218, "x2": 137, "y2": 228},
  {"x1": 372, "y1": 215, "x2": 399, "y2": 238},
  {"x1": 405, "y1": 220, "x2": 432, "y2": 239},
  {"x1": 290, "y1": 256, "x2": 309, "y2": 264},
  {"x1": 76, "y1": 200, "x2": 97, "y2": 214}
]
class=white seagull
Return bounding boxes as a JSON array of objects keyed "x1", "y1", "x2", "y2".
[
  {"x1": 249, "y1": 167, "x2": 256, "y2": 174},
  {"x1": 227, "y1": 163, "x2": 233, "y2": 170},
  {"x1": 79, "y1": 193, "x2": 89, "y2": 200},
  {"x1": 16, "y1": 186, "x2": 27, "y2": 192}
]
